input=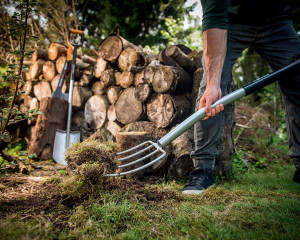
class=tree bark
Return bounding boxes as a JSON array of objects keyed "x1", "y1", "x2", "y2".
[
  {"x1": 152, "y1": 66, "x2": 192, "y2": 93},
  {"x1": 158, "y1": 44, "x2": 192, "y2": 67},
  {"x1": 165, "y1": 45, "x2": 196, "y2": 73},
  {"x1": 33, "y1": 81, "x2": 52, "y2": 101},
  {"x1": 115, "y1": 87, "x2": 145, "y2": 125},
  {"x1": 134, "y1": 83, "x2": 152, "y2": 102},
  {"x1": 27, "y1": 97, "x2": 39, "y2": 125},
  {"x1": 107, "y1": 86, "x2": 121, "y2": 105},
  {"x1": 100, "y1": 69, "x2": 115, "y2": 86},
  {"x1": 147, "y1": 93, "x2": 191, "y2": 128},
  {"x1": 48, "y1": 42, "x2": 67, "y2": 61},
  {"x1": 84, "y1": 95, "x2": 110, "y2": 130},
  {"x1": 82, "y1": 54, "x2": 97, "y2": 65},
  {"x1": 42, "y1": 61, "x2": 56, "y2": 81}
]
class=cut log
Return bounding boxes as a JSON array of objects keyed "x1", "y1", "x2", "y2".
[
  {"x1": 23, "y1": 95, "x2": 33, "y2": 108},
  {"x1": 40, "y1": 144, "x2": 53, "y2": 160},
  {"x1": 144, "y1": 66, "x2": 158, "y2": 84},
  {"x1": 158, "y1": 44, "x2": 192, "y2": 67},
  {"x1": 115, "y1": 131, "x2": 150, "y2": 177},
  {"x1": 119, "y1": 121, "x2": 171, "y2": 173},
  {"x1": 93, "y1": 57, "x2": 108, "y2": 78},
  {"x1": 115, "y1": 87, "x2": 145, "y2": 125},
  {"x1": 76, "y1": 58, "x2": 90, "y2": 69},
  {"x1": 72, "y1": 84, "x2": 93, "y2": 109},
  {"x1": 107, "y1": 86, "x2": 121, "y2": 105},
  {"x1": 165, "y1": 45, "x2": 196, "y2": 73},
  {"x1": 118, "y1": 47, "x2": 144, "y2": 71},
  {"x1": 28, "y1": 97, "x2": 68, "y2": 158},
  {"x1": 27, "y1": 97, "x2": 39, "y2": 125},
  {"x1": 98, "y1": 34, "x2": 142, "y2": 62},
  {"x1": 152, "y1": 66, "x2": 192, "y2": 93},
  {"x1": 48, "y1": 43, "x2": 67, "y2": 61},
  {"x1": 51, "y1": 74, "x2": 67, "y2": 93},
  {"x1": 133, "y1": 70, "x2": 145, "y2": 86},
  {"x1": 91, "y1": 81, "x2": 107, "y2": 95},
  {"x1": 105, "y1": 121, "x2": 122, "y2": 137},
  {"x1": 134, "y1": 83, "x2": 153, "y2": 102},
  {"x1": 19, "y1": 80, "x2": 35, "y2": 101},
  {"x1": 100, "y1": 69, "x2": 115, "y2": 86},
  {"x1": 28, "y1": 59, "x2": 45, "y2": 80},
  {"x1": 33, "y1": 81, "x2": 52, "y2": 101},
  {"x1": 82, "y1": 54, "x2": 96, "y2": 65},
  {"x1": 20, "y1": 103, "x2": 28, "y2": 115},
  {"x1": 188, "y1": 50, "x2": 203, "y2": 69},
  {"x1": 55, "y1": 56, "x2": 69, "y2": 74},
  {"x1": 117, "y1": 71, "x2": 134, "y2": 88},
  {"x1": 42, "y1": 61, "x2": 56, "y2": 81},
  {"x1": 71, "y1": 110, "x2": 90, "y2": 139},
  {"x1": 32, "y1": 48, "x2": 48, "y2": 61},
  {"x1": 192, "y1": 67, "x2": 203, "y2": 95},
  {"x1": 147, "y1": 93, "x2": 191, "y2": 128},
  {"x1": 168, "y1": 126, "x2": 194, "y2": 178},
  {"x1": 84, "y1": 95, "x2": 110, "y2": 130},
  {"x1": 79, "y1": 73, "x2": 95, "y2": 87},
  {"x1": 107, "y1": 105, "x2": 117, "y2": 122}
]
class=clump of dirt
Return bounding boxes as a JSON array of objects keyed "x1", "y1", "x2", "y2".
[{"x1": 65, "y1": 139, "x2": 117, "y2": 176}]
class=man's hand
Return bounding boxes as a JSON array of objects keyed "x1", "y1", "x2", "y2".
[{"x1": 199, "y1": 86, "x2": 224, "y2": 120}]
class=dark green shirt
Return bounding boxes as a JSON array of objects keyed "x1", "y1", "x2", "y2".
[{"x1": 201, "y1": 0, "x2": 292, "y2": 32}]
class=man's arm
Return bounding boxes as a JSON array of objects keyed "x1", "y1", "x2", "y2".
[{"x1": 199, "y1": 0, "x2": 228, "y2": 118}]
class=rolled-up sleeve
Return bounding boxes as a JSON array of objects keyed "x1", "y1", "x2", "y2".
[{"x1": 201, "y1": 0, "x2": 229, "y2": 32}]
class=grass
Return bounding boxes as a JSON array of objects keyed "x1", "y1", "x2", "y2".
[{"x1": 0, "y1": 163, "x2": 299, "y2": 240}]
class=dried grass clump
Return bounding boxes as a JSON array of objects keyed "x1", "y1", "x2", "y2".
[{"x1": 77, "y1": 163, "x2": 105, "y2": 185}]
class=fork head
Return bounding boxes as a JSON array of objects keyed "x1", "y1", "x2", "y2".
[{"x1": 105, "y1": 140, "x2": 167, "y2": 177}]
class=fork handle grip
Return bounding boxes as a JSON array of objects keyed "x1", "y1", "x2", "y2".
[{"x1": 158, "y1": 59, "x2": 300, "y2": 147}]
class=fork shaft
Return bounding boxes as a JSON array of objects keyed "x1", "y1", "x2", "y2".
[{"x1": 158, "y1": 88, "x2": 245, "y2": 147}]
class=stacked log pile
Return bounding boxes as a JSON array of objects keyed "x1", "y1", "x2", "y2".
[{"x1": 20, "y1": 34, "x2": 204, "y2": 176}]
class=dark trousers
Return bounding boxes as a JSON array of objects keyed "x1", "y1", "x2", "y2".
[{"x1": 191, "y1": 20, "x2": 300, "y2": 171}]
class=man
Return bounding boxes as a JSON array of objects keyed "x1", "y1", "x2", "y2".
[{"x1": 182, "y1": 0, "x2": 300, "y2": 195}]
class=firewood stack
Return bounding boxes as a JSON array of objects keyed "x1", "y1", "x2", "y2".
[{"x1": 20, "y1": 34, "x2": 204, "y2": 176}]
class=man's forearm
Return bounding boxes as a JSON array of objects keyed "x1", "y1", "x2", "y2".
[{"x1": 203, "y1": 28, "x2": 227, "y2": 89}]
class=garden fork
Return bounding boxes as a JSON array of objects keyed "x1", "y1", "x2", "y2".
[{"x1": 106, "y1": 59, "x2": 300, "y2": 177}]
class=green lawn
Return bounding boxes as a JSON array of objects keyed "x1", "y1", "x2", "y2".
[{"x1": 0, "y1": 163, "x2": 299, "y2": 240}]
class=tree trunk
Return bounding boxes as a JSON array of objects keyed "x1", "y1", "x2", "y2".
[
  {"x1": 107, "y1": 86, "x2": 121, "y2": 105},
  {"x1": 42, "y1": 61, "x2": 56, "y2": 81},
  {"x1": 105, "y1": 121, "x2": 122, "y2": 137},
  {"x1": 28, "y1": 59, "x2": 45, "y2": 80},
  {"x1": 118, "y1": 47, "x2": 144, "y2": 71},
  {"x1": 84, "y1": 95, "x2": 110, "y2": 130},
  {"x1": 91, "y1": 81, "x2": 107, "y2": 95},
  {"x1": 152, "y1": 66, "x2": 193, "y2": 93},
  {"x1": 134, "y1": 83, "x2": 152, "y2": 102},
  {"x1": 48, "y1": 43, "x2": 67, "y2": 61},
  {"x1": 72, "y1": 84, "x2": 93, "y2": 109},
  {"x1": 33, "y1": 81, "x2": 52, "y2": 101},
  {"x1": 98, "y1": 34, "x2": 142, "y2": 62},
  {"x1": 51, "y1": 74, "x2": 68, "y2": 93},
  {"x1": 147, "y1": 93, "x2": 191, "y2": 128},
  {"x1": 115, "y1": 87, "x2": 145, "y2": 125},
  {"x1": 100, "y1": 69, "x2": 115, "y2": 86},
  {"x1": 93, "y1": 57, "x2": 107, "y2": 78},
  {"x1": 116, "y1": 71, "x2": 134, "y2": 88},
  {"x1": 165, "y1": 45, "x2": 196, "y2": 73},
  {"x1": 32, "y1": 48, "x2": 48, "y2": 61},
  {"x1": 28, "y1": 97, "x2": 68, "y2": 158}
]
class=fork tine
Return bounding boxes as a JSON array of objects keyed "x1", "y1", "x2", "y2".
[
  {"x1": 105, "y1": 151, "x2": 167, "y2": 177},
  {"x1": 116, "y1": 140, "x2": 152, "y2": 155},
  {"x1": 118, "y1": 148, "x2": 160, "y2": 168},
  {"x1": 118, "y1": 144, "x2": 154, "y2": 161}
]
